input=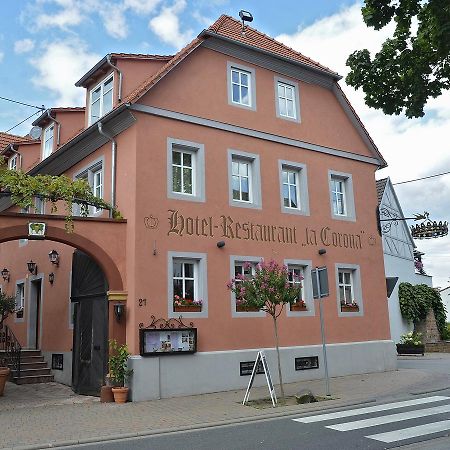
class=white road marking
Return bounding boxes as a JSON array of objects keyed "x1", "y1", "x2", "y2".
[
  {"x1": 367, "y1": 419, "x2": 450, "y2": 443},
  {"x1": 326, "y1": 404, "x2": 450, "y2": 431},
  {"x1": 292, "y1": 396, "x2": 449, "y2": 423}
]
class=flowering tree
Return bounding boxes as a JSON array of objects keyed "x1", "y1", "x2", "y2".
[{"x1": 227, "y1": 260, "x2": 302, "y2": 401}]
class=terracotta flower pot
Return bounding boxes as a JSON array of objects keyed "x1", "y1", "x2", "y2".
[
  {"x1": 112, "y1": 386, "x2": 129, "y2": 403},
  {"x1": 290, "y1": 303, "x2": 307, "y2": 311},
  {"x1": 174, "y1": 305, "x2": 202, "y2": 312},
  {"x1": 0, "y1": 367, "x2": 11, "y2": 397},
  {"x1": 100, "y1": 385, "x2": 114, "y2": 403}
]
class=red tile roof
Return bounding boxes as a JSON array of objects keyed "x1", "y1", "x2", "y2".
[
  {"x1": 0, "y1": 132, "x2": 33, "y2": 150},
  {"x1": 207, "y1": 15, "x2": 339, "y2": 77},
  {"x1": 111, "y1": 53, "x2": 173, "y2": 61}
]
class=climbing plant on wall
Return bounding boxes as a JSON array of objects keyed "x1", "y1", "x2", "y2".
[
  {"x1": 399, "y1": 282, "x2": 447, "y2": 339},
  {"x1": 0, "y1": 164, "x2": 120, "y2": 231}
]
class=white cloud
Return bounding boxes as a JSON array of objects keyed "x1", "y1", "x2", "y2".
[
  {"x1": 124, "y1": 0, "x2": 161, "y2": 14},
  {"x1": 149, "y1": 0, "x2": 193, "y2": 49},
  {"x1": 276, "y1": 2, "x2": 450, "y2": 288},
  {"x1": 30, "y1": 39, "x2": 100, "y2": 105},
  {"x1": 14, "y1": 39, "x2": 35, "y2": 54},
  {"x1": 26, "y1": 0, "x2": 162, "y2": 39}
]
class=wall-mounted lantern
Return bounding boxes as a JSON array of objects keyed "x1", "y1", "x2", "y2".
[
  {"x1": 48, "y1": 272, "x2": 55, "y2": 285},
  {"x1": 1, "y1": 268, "x2": 10, "y2": 282},
  {"x1": 48, "y1": 250, "x2": 60, "y2": 266},
  {"x1": 27, "y1": 260, "x2": 37, "y2": 275},
  {"x1": 114, "y1": 303, "x2": 125, "y2": 322}
]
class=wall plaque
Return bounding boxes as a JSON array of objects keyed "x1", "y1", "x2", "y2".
[
  {"x1": 295, "y1": 356, "x2": 319, "y2": 371},
  {"x1": 240, "y1": 360, "x2": 264, "y2": 376}
]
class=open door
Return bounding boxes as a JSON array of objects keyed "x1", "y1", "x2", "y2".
[{"x1": 71, "y1": 250, "x2": 108, "y2": 395}]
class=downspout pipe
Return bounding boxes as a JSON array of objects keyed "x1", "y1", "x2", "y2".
[
  {"x1": 97, "y1": 122, "x2": 117, "y2": 218},
  {"x1": 106, "y1": 54, "x2": 123, "y2": 102},
  {"x1": 46, "y1": 109, "x2": 61, "y2": 146}
]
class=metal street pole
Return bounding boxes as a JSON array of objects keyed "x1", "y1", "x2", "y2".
[{"x1": 315, "y1": 268, "x2": 331, "y2": 397}]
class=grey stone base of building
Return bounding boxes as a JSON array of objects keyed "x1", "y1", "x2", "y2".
[
  {"x1": 42, "y1": 350, "x2": 73, "y2": 386},
  {"x1": 128, "y1": 339, "x2": 396, "y2": 402}
]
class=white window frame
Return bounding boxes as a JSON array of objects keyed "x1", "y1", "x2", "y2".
[
  {"x1": 231, "y1": 159, "x2": 252, "y2": 203},
  {"x1": 8, "y1": 154, "x2": 18, "y2": 171},
  {"x1": 278, "y1": 161, "x2": 309, "y2": 216},
  {"x1": 275, "y1": 77, "x2": 300, "y2": 122},
  {"x1": 168, "y1": 252, "x2": 208, "y2": 318},
  {"x1": 329, "y1": 170, "x2": 356, "y2": 221},
  {"x1": 335, "y1": 263, "x2": 363, "y2": 317},
  {"x1": 74, "y1": 157, "x2": 104, "y2": 217},
  {"x1": 92, "y1": 168, "x2": 103, "y2": 213},
  {"x1": 88, "y1": 73, "x2": 114, "y2": 125},
  {"x1": 42, "y1": 124, "x2": 54, "y2": 160},
  {"x1": 172, "y1": 149, "x2": 195, "y2": 196},
  {"x1": 228, "y1": 150, "x2": 262, "y2": 209},
  {"x1": 227, "y1": 61, "x2": 256, "y2": 111},
  {"x1": 15, "y1": 280, "x2": 25, "y2": 322},
  {"x1": 167, "y1": 138, "x2": 205, "y2": 203},
  {"x1": 285, "y1": 259, "x2": 314, "y2": 317},
  {"x1": 230, "y1": 255, "x2": 264, "y2": 317}
]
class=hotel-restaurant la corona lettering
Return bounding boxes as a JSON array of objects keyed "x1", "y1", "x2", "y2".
[{"x1": 167, "y1": 210, "x2": 363, "y2": 249}]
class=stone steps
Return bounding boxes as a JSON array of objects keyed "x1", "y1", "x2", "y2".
[{"x1": 1, "y1": 349, "x2": 54, "y2": 384}]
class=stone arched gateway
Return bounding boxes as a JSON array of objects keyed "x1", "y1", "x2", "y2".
[{"x1": 0, "y1": 212, "x2": 127, "y2": 394}]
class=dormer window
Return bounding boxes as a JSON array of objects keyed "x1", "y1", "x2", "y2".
[
  {"x1": 89, "y1": 74, "x2": 113, "y2": 125},
  {"x1": 8, "y1": 154, "x2": 18, "y2": 171},
  {"x1": 42, "y1": 124, "x2": 54, "y2": 159}
]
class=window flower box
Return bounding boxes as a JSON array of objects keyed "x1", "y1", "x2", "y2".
[
  {"x1": 396, "y1": 332, "x2": 424, "y2": 355},
  {"x1": 396, "y1": 344, "x2": 425, "y2": 355},
  {"x1": 290, "y1": 301, "x2": 307, "y2": 311},
  {"x1": 236, "y1": 304, "x2": 260, "y2": 312},
  {"x1": 174, "y1": 305, "x2": 202, "y2": 313},
  {"x1": 341, "y1": 302, "x2": 359, "y2": 312},
  {"x1": 173, "y1": 296, "x2": 202, "y2": 313}
]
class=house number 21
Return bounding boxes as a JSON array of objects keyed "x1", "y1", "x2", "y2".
[{"x1": 138, "y1": 298, "x2": 147, "y2": 307}]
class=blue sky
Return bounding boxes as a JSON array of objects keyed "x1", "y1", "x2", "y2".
[{"x1": 1, "y1": 0, "x2": 450, "y2": 286}]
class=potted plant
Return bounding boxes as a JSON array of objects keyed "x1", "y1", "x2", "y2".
[
  {"x1": 396, "y1": 332, "x2": 425, "y2": 355},
  {"x1": 108, "y1": 339, "x2": 133, "y2": 403},
  {"x1": 0, "y1": 292, "x2": 16, "y2": 396},
  {"x1": 341, "y1": 301, "x2": 359, "y2": 312},
  {"x1": 173, "y1": 296, "x2": 202, "y2": 312}
]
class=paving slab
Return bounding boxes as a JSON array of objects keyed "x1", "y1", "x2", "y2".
[{"x1": 1, "y1": 358, "x2": 449, "y2": 449}]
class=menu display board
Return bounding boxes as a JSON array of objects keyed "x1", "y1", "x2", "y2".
[{"x1": 140, "y1": 328, "x2": 197, "y2": 356}]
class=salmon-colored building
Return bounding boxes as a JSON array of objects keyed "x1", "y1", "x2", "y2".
[{"x1": 0, "y1": 15, "x2": 395, "y2": 401}]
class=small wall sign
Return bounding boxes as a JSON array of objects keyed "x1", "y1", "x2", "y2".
[
  {"x1": 28, "y1": 222, "x2": 46, "y2": 238},
  {"x1": 240, "y1": 360, "x2": 264, "y2": 376},
  {"x1": 295, "y1": 356, "x2": 319, "y2": 371},
  {"x1": 52, "y1": 353, "x2": 64, "y2": 370}
]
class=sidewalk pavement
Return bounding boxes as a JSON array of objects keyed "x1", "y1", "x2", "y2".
[{"x1": 1, "y1": 354, "x2": 450, "y2": 450}]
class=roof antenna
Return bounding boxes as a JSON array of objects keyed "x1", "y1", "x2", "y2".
[{"x1": 239, "y1": 10, "x2": 253, "y2": 36}]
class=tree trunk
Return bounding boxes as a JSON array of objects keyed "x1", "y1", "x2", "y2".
[{"x1": 272, "y1": 315, "x2": 285, "y2": 403}]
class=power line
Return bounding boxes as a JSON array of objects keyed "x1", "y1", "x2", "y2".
[
  {"x1": 5, "y1": 110, "x2": 41, "y2": 133},
  {"x1": 0, "y1": 96, "x2": 44, "y2": 110},
  {"x1": 393, "y1": 170, "x2": 450, "y2": 185}
]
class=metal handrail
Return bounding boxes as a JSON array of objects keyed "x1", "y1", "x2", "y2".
[{"x1": 0, "y1": 325, "x2": 21, "y2": 378}]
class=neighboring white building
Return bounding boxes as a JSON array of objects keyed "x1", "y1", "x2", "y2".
[
  {"x1": 377, "y1": 178, "x2": 433, "y2": 343},
  {"x1": 439, "y1": 286, "x2": 450, "y2": 322}
]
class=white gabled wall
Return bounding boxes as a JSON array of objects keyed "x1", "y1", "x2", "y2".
[{"x1": 379, "y1": 179, "x2": 433, "y2": 343}]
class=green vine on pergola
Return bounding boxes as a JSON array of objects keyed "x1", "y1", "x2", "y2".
[{"x1": 0, "y1": 165, "x2": 121, "y2": 231}]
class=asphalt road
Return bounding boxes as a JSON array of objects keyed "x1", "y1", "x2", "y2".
[{"x1": 60, "y1": 356, "x2": 450, "y2": 450}]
